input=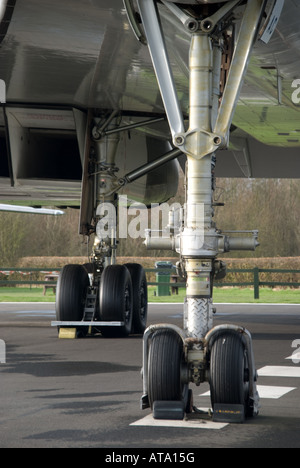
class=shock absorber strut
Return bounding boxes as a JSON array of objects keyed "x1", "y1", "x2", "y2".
[{"x1": 181, "y1": 33, "x2": 217, "y2": 339}]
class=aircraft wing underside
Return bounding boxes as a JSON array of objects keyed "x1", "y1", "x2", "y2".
[{"x1": 0, "y1": 0, "x2": 299, "y2": 206}]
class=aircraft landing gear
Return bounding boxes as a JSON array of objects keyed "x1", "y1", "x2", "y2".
[
  {"x1": 55, "y1": 260, "x2": 148, "y2": 338},
  {"x1": 54, "y1": 112, "x2": 149, "y2": 338},
  {"x1": 136, "y1": 0, "x2": 272, "y2": 422},
  {"x1": 142, "y1": 324, "x2": 259, "y2": 423}
]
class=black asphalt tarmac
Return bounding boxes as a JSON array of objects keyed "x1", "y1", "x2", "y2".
[{"x1": 0, "y1": 302, "x2": 299, "y2": 449}]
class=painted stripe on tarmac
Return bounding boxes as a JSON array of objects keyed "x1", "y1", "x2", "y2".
[
  {"x1": 258, "y1": 366, "x2": 300, "y2": 378},
  {"x1": 200, "y1": 385, "x2": 296, "y2": 400}
]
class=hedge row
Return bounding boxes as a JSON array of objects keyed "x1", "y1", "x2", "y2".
[{"x1": 13, "y1": 256, "x2": 300, "y2": 287}]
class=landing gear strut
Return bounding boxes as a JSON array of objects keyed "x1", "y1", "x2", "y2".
[{"x1": 135, "y1": 0, "x2": 277, "y2": 422}]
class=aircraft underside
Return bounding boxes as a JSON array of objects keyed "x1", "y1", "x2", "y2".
[{"x1": 0, "y1": 0, "x2": 294, "y2": 423}]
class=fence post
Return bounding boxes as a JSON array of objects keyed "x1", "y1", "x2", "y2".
[{"x1": 254, "y1": 267, "x2": 259, "y2": 299}]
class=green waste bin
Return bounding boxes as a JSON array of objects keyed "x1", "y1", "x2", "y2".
[{"x1": 155, "y1": 261, "x2": 173, "y2": 296}]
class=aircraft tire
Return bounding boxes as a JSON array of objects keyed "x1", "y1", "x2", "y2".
[
  {"x1": 56, "y1": 264, "x2": 89, "y2": 323},
  {"x1": 148, "y1": 329, "x2": 184, "y2": 409},
  {"x1": 99, "y1": 265, "x2": 133, "y2": 337},
  {"x1": 209, "y1": 330, "x2": 250, "y2": 413},
  {"x1": 124, "y1": 263, "x2": 148, "y2": 334}
]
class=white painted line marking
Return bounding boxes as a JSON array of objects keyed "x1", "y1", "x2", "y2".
[
  {"x1": 199, "y1": 385, "x2": 296, "y2": 399},
  {"x1": 17, "y1": 311, "x2": 55, "y2": 317},
  {"x1": 256, "y1": 385, "x2": 296, "y2": 399},
  {"x1": 258, "y1": 366, "x2": 300, "y2": 378},
  {"x1": 130, "y1": 413, "x2": 228, "y2": 430},
  {"x1": 286, "y1": 352, "x2": 300, "y2": 362}
]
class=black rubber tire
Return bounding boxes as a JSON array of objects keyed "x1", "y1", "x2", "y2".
[
  {"x1": 148, "y1": 330, "x2": 184, "y2": 409},
  {"x1": 56, "y1": 264, "x2": 89, "y2": 323},
  {"x1": 99, "y1": 265, "x2": 133, "y2": 337},
  {"x1": 125, "y1": 263, "x2": 148, "y2": 334},
  {"x1": 210, "y1": 331, "x2": 249, "y2": 410}
]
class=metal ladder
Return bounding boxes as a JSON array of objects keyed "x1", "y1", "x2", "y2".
[{"x1": 83, "y1": 286, "x2": 99, "y2": 322}]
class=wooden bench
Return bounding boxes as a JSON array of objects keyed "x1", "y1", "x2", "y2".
[{"x1": 43, "y1": 274, "x2": 59, "y2": 295}]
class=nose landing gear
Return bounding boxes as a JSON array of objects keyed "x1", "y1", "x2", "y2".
[{"x1": 136, "y1": 0, "x2": 268, "y2": 422}]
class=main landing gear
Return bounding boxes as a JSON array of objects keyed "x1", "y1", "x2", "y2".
[
  {"x1": 55, "y1": 262, "x2": 148, "y2": 339},
  {"x1": 132, "y1": 0, "x2": 282, "y2": 423}
]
